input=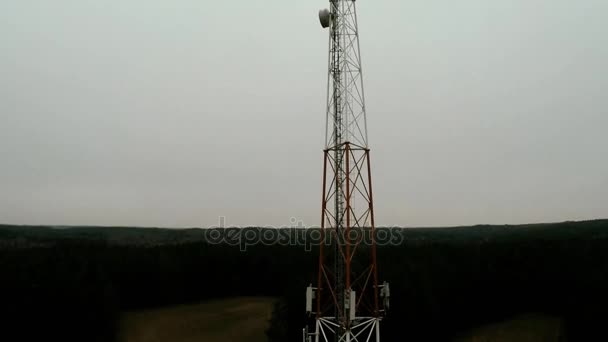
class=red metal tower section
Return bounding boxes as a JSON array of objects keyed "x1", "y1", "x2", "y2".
[{"x1": 317, "y1": 144, "x2": 380, "y2": 322}]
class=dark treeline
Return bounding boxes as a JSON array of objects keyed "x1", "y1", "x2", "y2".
[{"x1": 1, "y1": 220, "x2": 607, "y2": 341}]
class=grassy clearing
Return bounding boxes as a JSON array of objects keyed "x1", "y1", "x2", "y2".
[
  {"x1": 119, "y1": 297, "x2": 275, "y2": 342},
  {"x1": 454, "y1": 313, "x2": 565, "y2": 342}
]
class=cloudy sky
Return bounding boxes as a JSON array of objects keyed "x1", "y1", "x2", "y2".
[{"x1": 1, "y1": 0, "x2": 606, "y2": 228}]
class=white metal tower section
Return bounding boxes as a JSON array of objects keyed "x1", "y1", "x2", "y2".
[{"x1": 322, "y1": 1, "x2": 368, "y2": 150}]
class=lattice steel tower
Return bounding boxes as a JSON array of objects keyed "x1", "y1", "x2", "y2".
[{"x1": 305, "y1": 1, "x2": 390, "y2": 342}]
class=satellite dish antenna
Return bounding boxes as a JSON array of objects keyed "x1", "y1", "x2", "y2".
[{"x1": 318, "y1": 8, "x2": 330, "y2": 28}]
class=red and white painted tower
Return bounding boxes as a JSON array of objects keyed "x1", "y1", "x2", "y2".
[{"x1": 305, "y1": 1, "x2": 390, "y2": 341}]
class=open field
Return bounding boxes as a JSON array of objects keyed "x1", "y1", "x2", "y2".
[
  {"x1": 455, "y1": 314, "x2": 565, "y2": 342},
  {"x1": 119, "y1": 297, "x2": 275, "y2": 342}
]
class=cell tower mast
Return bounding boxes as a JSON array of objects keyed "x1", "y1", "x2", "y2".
[{"x1": 305, "y1": 1, "x2": 390, "y2": 342}]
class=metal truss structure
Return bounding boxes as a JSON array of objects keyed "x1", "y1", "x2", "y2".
[{"x1": 305, "y1": 1, "x2": 389, "y2": 342}]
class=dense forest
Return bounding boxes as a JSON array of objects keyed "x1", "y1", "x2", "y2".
[{"x1": 1, "y1": 220, "x2": 607, "y2": 341}]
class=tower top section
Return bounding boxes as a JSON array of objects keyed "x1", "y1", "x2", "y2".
[{"x1": 319, "y1": 0, "x2": 369, "y2": 149}]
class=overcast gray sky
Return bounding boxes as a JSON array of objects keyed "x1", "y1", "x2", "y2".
[{"x1": 1, "y1": 0, "x2": 606, "y2": 228}]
